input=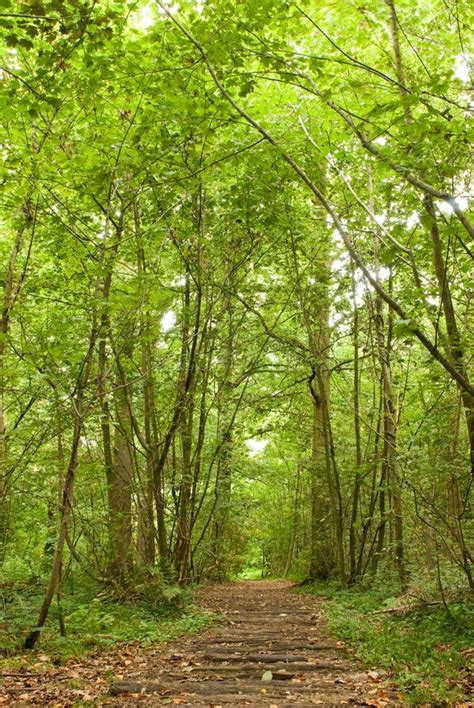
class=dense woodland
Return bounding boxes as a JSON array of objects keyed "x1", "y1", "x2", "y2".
[{"x1": 0, "y1": 0, "x2": 473, "y2": 685}]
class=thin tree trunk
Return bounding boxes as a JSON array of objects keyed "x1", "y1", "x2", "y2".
[
  {"x1": 173, "y1": 256, "x2": 202, "y2": 583},
  {"x1": 284, "y1": 459, "x2": 301, "y2": 577},
  {"x1": 134, "y1": 205, "x2": 157, "y2": 568},
  {"x1": 213, "y1": 242, "x2": 236, "y2": 579},
  {"x1": 317, "y1": 366, "x2": 347, "y2": 587},
  {"x1": 0, "y1": 207, "x2": 35, "y2": 563},
  {"x1": 288, "y1": 228, "x2": 344, "y2": 584},
  {"x1": 55, "y1": 391, "x2": 67, "y2": 637},
  {"x1": 24, "y1": 324, "x2": 97, "y2": 649},
  {"x1": 356, "y1": 382, "x2": 383, "y2": 578},
  {"x1": 374, "y1": 290, "x2": 409, "y2": 590},
  {"x1": 137, "y1": 331, "x2": 157, "y2": 568},
  {"x1": 348, "y1": 262, "x2": 363, "y2": 585},
  {"x1": 109, "y1": 382, "x2": 135, "y2": 583},
  {"x1": 425, "y1": 197, "x2": 474, "y2": 478}
]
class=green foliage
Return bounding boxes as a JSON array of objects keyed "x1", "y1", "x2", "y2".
[
  {"x1": 302, "y1": 581, "x2": 473, "y2": 705},
  {"x1": 237, "y1": 566, "x2": 265, "y2": 580},
  {"x1": 0, "y1": 578, "x2": 214, "y2": 663},
  {"x1": 0, "y1": 0, "x2": 472, "y2": 671}
]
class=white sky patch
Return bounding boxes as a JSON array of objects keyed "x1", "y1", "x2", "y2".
[
  {"x1": 329, "y1": 310, "x2": 344, "y2": 326},
  {"x1": 266, "y1": 352, "x2": 279, "y2": 363},
  {"x1": 455, "y1": 196, "x2": 469, "y2": 210},
  {"x1": 331, "y1": 254, "x2": 349, "y2": 273},
  {"x1": 171, "y1": 275, "x2": 186, "y2": 287},
  {"x1": 355, "y1": 281, "x2": 366, "y2": 306},
  {"x1": 3, "y1": 49, "x2": 21, "y2": 72},
  {"x1": 405, "y1": 211, "x2": 420, "y2": 229},
  {"x1": 245, "y1": 438, "x2": 268, "y2": 458},
  {"x1": 348, "y1": 266, "x2": 390, "y2": 304},
  {"x1": 157, "y1": 2, "x2": 180, "y2": 17},
  {"x1": 80, "y1": 437, "x2": 98, "y2": 448},
  {"x1": 289, "y1": 39, "x2": 308, "y2": 54},
  {"x1": 427, "y1": 295, "x2": 440, "y2": 307},
  {"x1": 332, "y1": 228, "x2": 344, "y2": 245},
  {"x1": 454, "y1": 53, "x2": 471, "y2": 83},
  {"x1": 436, "y1": 196, "x2": 469, "y2": 215},
  {"x1": 161, "y1": 309, "x2": 176, "y2": 332},
  {"x1": 374, "y1": 136, "x2": 388, "y2": 146},
  {"x1": 376, "y1": 266, "x2": 390, "y2": 281},
  {"x1": 129, "y1": 2, "x2": 155, "y2": 30}
]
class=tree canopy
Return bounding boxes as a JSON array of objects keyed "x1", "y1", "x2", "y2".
[{"x1": 0, "y1": 0, "x2": 472, "y2": 660}]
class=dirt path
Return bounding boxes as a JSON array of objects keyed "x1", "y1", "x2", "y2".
[
  {"x1": 1, "y1": 580, "x2": 394, "y2": 706},
  {"x1": 109, "y1": 580, "x2": 393, "y2": 706}
]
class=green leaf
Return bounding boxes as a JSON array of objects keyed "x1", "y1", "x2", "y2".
[{"x1": 393, "y1": 319, "x2": 415, "y2": 339}]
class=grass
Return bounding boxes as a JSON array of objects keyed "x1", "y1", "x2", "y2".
[
  {"x1": 0, "y1": 576, "x2": 215, "y2": 666},
  {"x1": 301, "y1": 578, "x2": 473, "y2": 705},
  {"x1": 236, "y1": 566, "x2": 265, "y2": 580}
]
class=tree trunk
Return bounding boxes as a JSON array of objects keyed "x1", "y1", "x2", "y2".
[
  {"x1": 348, "y1": 262, "x2": 363, "y2": 585},
  {"x1": 284, "y1": 459, "x2": 301, "y2": 577},
  {"x1": 0, "y1": 209, "x2": 34, "y2": 564},
  {"x1": 425, "y1": 197, "x2": 474, "y2": 478},
  {"x1": 213, "y1": 241, "x2": 236, "y2": 579},
  {"x1": 374, "y1": 289, "x2": 409, "y2": 590},
  {"x1": 173, "y1": 256, "x2": 202, "y2": 583},
  {"x1": 135, "y1": 206, "x2": 157, "y2": 569},
  {"x1": 24, "y1": 324, "x2": 96, "y2": 649},
  {"x1": 109, "y1": 383, "x2": 134, "y2": 584}
]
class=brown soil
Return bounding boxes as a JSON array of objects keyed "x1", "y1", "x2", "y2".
[{"x1": 0, "y1": 580, "x2": 396, "y2": 706}]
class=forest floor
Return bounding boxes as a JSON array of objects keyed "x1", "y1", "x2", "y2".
[{"x1": 0, "y1": 579, "x2": 398, "y2": 706}]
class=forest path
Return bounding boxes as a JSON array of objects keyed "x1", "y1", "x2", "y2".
[
  {"x1": 1, "y1": 580, "x2": 395, "y2": 706},
  {"x1": 109, "y1": 580, "x2": 393, "y2": 706}
]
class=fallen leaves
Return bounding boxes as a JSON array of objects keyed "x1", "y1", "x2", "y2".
[
  {"x1": 365, "y1": 686, "x2": 391, "y2": 707},
  {"x1": 367, "y1": 669, "x2": 380, "y2": 680}
]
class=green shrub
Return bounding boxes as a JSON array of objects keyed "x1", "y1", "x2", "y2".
[
  {"x1": 302, "y1": 581, "x2": 473, "y2": 705},
  {"x1": 1, "y1": 578, "x2": 214, "y2": 664}
]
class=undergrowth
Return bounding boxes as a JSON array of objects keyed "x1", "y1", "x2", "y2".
[
  {"x1": 302, "y1": 579, "x2": 473, "y2": 705},
  {"x1": 236, "y1": 566, "x2": 265, "y2": 580},
  {"x1": 0, "y1": 576, "x2": 214, "y2": 666}
]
